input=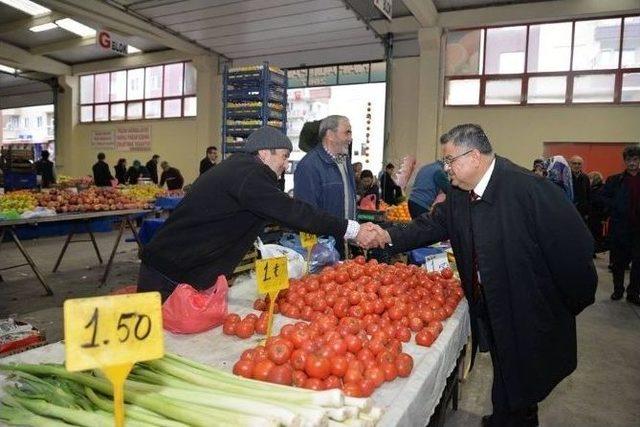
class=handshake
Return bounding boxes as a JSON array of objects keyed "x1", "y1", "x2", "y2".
[{"x1": 355, "y1": 222, "x2": 392, "y2": 249}]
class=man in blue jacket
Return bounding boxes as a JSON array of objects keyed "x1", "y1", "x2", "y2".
[
  {"x1": 408, "y1": 160, "x2": 450, "y2": 218},
  {"x1": 294, "y1": 115, "x2": 356, "y2": 258}
]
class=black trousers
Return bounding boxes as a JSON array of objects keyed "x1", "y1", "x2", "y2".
[
  {"x1": 477, "y1": 295, "x2": 539, "y2": 427},
  {"x1": 137, "y1": 263, "x2": 178, "y2": 303},
  {"x1": 610, "y1": 231, "x2": 640, "y2": 297}
]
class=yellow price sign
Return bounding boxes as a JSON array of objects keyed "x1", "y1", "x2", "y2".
[
  {"x1": 300, "y1": 232, "x2": 318, "y2": 249},
  {"x1": 64, "y1": 292, "x2": 164, "y2": 427},
  {"x1": 256, "y1": 257, "x2": 289, "y2": 340}
]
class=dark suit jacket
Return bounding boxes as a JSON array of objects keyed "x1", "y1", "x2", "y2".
[
  {"x1": 92, "y1": 161, "x2": 113, "y2": 186},
  {"x1": 146, "y1": 160, "x2": 158, "y2": 184},
  {"x1": 199, "y1": 157, "x2": 216, "y2": 175},
  {"x1": 387, "y1": 156, "x2": 597, "y2": 409}
]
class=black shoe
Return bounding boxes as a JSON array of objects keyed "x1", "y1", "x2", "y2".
[
  {"x1": 481, "y1": 415, "x2": 492, "y2": 427},
  {"x1": 611, "y1": 290, "x2": 624, "y2": 300},
  {"x1": 627, "y1": 295, "x2": 640, "y2": 306}
]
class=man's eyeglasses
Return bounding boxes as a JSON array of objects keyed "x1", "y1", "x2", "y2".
[{"x1": 442, "y1": 149, "x2": 473, "y2": 168}]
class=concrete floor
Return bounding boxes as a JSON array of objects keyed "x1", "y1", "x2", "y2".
[{"x1": 1, "y1": 231, "x2": 639, "y2": 426}]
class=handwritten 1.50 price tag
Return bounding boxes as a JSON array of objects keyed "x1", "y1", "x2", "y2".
[
  {"x1": 256, "y1": 257, "x2": 289, "y2": 340},
  {"x1": 64, "y1": 292, "x2": 164, "y2": 427}
]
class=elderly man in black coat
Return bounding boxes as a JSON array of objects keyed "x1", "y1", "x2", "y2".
[{"x1": 362, "y1": 124, "x2": 597, "y2": 427}]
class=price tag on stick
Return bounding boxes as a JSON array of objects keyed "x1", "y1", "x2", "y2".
[
  {"x1": 64, "y1": 292, "x2": 164, "y2": 427},
  {"x1": 300, "y1": 232, "x2": 318, "y2": 273},
  {"x1": 256, "y1": 256, "x2": 289, "y2": 339}
]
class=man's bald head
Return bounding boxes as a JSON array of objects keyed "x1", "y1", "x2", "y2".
[{"x1": 569, "y1": 155, "x2": 584, "y2": 174}]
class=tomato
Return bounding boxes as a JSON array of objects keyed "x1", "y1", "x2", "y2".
[
  {"x1": 367, "y1": 338, "x2": 385, "y2": 356},
  {"x1": 255, "y1": 315, "x2": 268, "y2": 335},
  {"x1": 292, "y1": 370, "x2": 307, "y2": 387},
  {"x1": 267, "y1": 364, "x2": 293, "y2": 385},
  {"x1": 291, "y1": 328, "x2": 311, "y2": 349},
  {"x1": 354, "y1": 255, "x2": 366, "y2": 265},
  {"x1": 301, "y1": 339, "x2": 319, "y2": 354},
  {"x1": 376, "y1": 349, "x2": 396, "y2": 365},
  {"x1": 327, "y1": 338, "x2": 347, "y2": 356},
  {"x1": 305, "y1": 354, "x2": 331, "y2": 380},
  {"x1": 387, "y1": 338, "x2": 403, "y2": 356},
  {"x1": 244, "y1": 313, "x2": 258, "y2": 326},
  {"x1": 234, "y1": 319, "x2": 255, "y2": 339},
  {"x1": 280, "y1": 324, "x2": 295, "y2": 339},
  {"x1": 253, "y1": 298, "x2": 267, "y2": 311},
  {"x1": 396, "y1": 353, "x2": 413, "y2": 377},
  {"x1": 387, "y1": 305, "x2": 403, "y2": 321},
  {"x1": 395, "y1": 326, "x2": 411, "y2": 342},
  {"x1": 381, "y1": 362, "x2": 398, "y2": 382},
  {"x1": 225, "y1": 313, "x2": 241, "y2": 324},
  {"x1": 415, "y1": 329, "x2": 437, "y2": 347},
  {"x1": 266, "y1": 341, "x2": 292, "y2": 365},
  {"x1": 222, "y1": 320, "x2": 237, "y2": 335},
  {"x1": 348, "y1": 291, "x2": 362, "y2": 305},
  {"x1": 289, "y1": 349, "x2": 307, "y2": 371},
  {"x1": 329, "y1": 355, "x2": 348, "y2": 377},
  {"x1": 364, "y1": 366, "x2": 386, "y2": 388},
  {"x1": 441, "y1": 267, "x2": 454, "y2": 279},
  {"x1": 347, "y1": 304, "x2": 365, "y2": 318},
  {"x1": 335, "y1": 271, "x2": 349, "y2": 284},
  {"x1": 317, "y1": 345, "x2": 334, "y2": 359},
  {"x1": 343, "y1": 368, "x2": 363, "y2": 384},
  {"x1": 252, "y1": 346, "x2": 269, "y2": 362},
  {"x1": 252, "y1": 359, "x2": 275, "y2": 381},
  {"x1": 340, "y1": 317, "x2": 361, "y2": 335},
  {"x1": 359, "y1": 378, "x2": 376, "y2": 397},
  {"x1": 409, "y1": 317, "x2": 423, "y2": 332},
  {"x1": 240, "y1": 349, "x2": 254, "y2": 361},
  {"x1": 303, "y1": 377, "x2": 325, "y2": 390},
  {"x1": 342, "y1": 382, "x2": 362, "y2": 397},
  {"x1": 232, "y1": 360, "x2": 254, "y2": 378},
  {"x1": 372, "y1": 330, "x2": 390, "y2": 345},
  {"x1": 427, "y1": 320, "x2": 443, "y2": 334}
]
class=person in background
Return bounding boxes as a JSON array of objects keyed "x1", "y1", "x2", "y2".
[
  {"x1": 159, "y1": 161, "x2": 184, "y2": 190},
  {"x1": 127, "y1": 160, "x2": 146, "y2": 185},
  {"x1": 356, "y1": 170, "x2": 380, "y2": 206},
  {"x1": 546, "y1": 155, "x2": 573, "y2": 201},
  {"x1": 587, "y1": 171, "x2": 608, "y2": 255},
  {"x1": 600, "y1": 145, "x2": 640, "y2": 305},
  {"x1": 35, "y1": 150, "x2": 56, "y2": 188},
  {"x1": 139, "y1": 127, "x2": 373, "y2": 301},
  {"x1": 408, "y1": 159, "x2": 450, "y2": 219},
  {"x1": 199, "y1": 146, "x2": 218, "y2": 175},
  {"x1": 532, "y1": 159, "x2": 547, "y2": 177},
  {"x1": 146, "y1": 154, "x2": 160, "y2": 184},
  {"x1": 570, "y1": 155, "x2": 591, "y2": 222},
  {"x1": 92, "y1": 152, "x2": 114, "y2": 187},
  {"x1": 294, "y1": 115, "x2": 356, "y2": 258},
  {"x1": 114, "y1": 158, "x2": 128, "y2": 185},
  {"x1": 353, "y1": 161, "x2": 363, "y2": 188},
  {"x1": 380, "y1": 163, "x2": 402, "y2": 205},
  {"x1": 359, "y1": 124, "x2": 596, "y2": 427}
]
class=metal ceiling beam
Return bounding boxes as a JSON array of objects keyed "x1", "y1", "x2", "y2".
[
  {"x1": 0, "y1": 12, "x2": 65, "y2": 35},
  {"x1": 341, "y1": 0, "x2": 389, "y2": 48},
  {"x1": 403, "y1": 0, "x2": 438, "y2": 27},
  {"x1": 370, "y1": 15, "x2": 420, "y2": 35},
  {"x1": 37, "y1": 0, "x2": 216, "y2": 56},
  {"x1": 30, "y1": 36, "x2": 96, "y2": 56},
  {"x1": 0, "y1": 41, "x2": 71, "y2": 75}
]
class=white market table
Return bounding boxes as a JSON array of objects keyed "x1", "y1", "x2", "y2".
[{"x1": 0, "y1": 274, "x2": 471, "y2": 427}]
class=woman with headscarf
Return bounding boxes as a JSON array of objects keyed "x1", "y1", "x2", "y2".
[{"x1": 546, "y1": 155, "x2": 574, "y2": 201}]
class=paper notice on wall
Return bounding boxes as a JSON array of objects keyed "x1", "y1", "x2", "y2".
[
  {"x1": 115, "y1": 126, "x2": 151, "y2": 151},
  {"x1": 91, "y1": 130, "x2": 115, "y2": 150}
]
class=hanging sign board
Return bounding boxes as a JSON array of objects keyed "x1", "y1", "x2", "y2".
[
  {"x1": 116, "y1": 125, "x2": 151, "y2": 151},
  {"x1": 97, "y1": 30, "x2": 128, "y2": 55},
  {"x1": 374, "y1": 0, "x2": 393, "y2": 21},
  {"x1": 91, "y1": 130, "x2": 115, "y2": 150}
]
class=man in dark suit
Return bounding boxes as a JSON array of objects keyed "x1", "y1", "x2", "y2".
[
  {"x1": 35, "y1": 150, "x2": 56, "y2": 188},
  {"x1": 92, "y1": 152, "x2": 114, "y2": 187},
  {"x1": 199, "y1": 146, "x2": 218, "y2": 175},
  {"x1": 570, "y1": 155, "x2": 591, "y2": 222},
  {"x1": 361, "y1": 124, "x2": 597, "y2": 427},
  {"x1": 146, "y1": 154, "x2": 160, "y2": 184}
]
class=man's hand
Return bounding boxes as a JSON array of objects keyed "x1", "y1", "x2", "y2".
[{"x1": 356, "y1": 222, "x2": 391, "y2": 249}]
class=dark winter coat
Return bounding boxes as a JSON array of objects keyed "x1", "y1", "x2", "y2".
[
  {"x1": 386, "y1": 156, "x2": 597, "y2": 409},
  {"x1": 599, "y1": 171, "x2": 640, "y2": 243},
  {"x1": 142, "y1": 153, "x2": 348, "y2": 290},
  {"x1": 92, "y1": 160, "x2": 114, "y2": 186}
]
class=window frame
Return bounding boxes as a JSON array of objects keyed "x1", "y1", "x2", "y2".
[
  {"x1": 286, "y1": 60, "x2": 387, "y2": 88},
  {"x1": 444, "y1": 14, "x2": 640, "y2": 107},
  {"x1": 78, "y1": 60, "x2": 196, "y2": 123}
]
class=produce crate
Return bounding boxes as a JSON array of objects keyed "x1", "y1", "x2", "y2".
[{"x1": 231, "y1": 248, "x2": 257, "y2": 279}]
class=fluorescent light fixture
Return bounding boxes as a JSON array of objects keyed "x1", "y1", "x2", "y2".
[
  {"x1": 29, "y1": 22, "x2": 58, "y2": 32},
  {"x1": 127, "y1": 45, "x2": 141, "y2": 54},
  {"x1": 55, "y1": 18, "x2": 95, "y2": 37},
  {"x1": 0, "y1": 0, "x2": 50, "y2": 16},
  {"x1": 0, "y1": 64, "x2": 19, "y2": 73}
]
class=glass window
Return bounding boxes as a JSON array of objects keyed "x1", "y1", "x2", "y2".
[
  {"x1": 445, "y1": 29, "x2": 483, "y2": 75},
  {"x1": 94, "y1": 73, "x2": 109, "y2": 103},
  {"x1": 485, "y1": 26, "x2": 526, "y2": 74},
  {"x1": 288, "y1": 69, "x2": 308, "y2": 88},
  {"x1": 527, "y1": 76, "x2": 567, "y2": 103},
  {"x1": 339, "y1": 64, "x2": 370, "y2": 84},
  {"x1": 485, "y1": 79, "x2": 522, "y2": 104},
  {"x1": 572, "y1": 74, "x2": 615, "y2": 103},
  {"x1": 80, "y1": 75, "x2": 94, "y2": 104},
  {"x1": 127, "y1": 68, "x2": 144, "y2": 100},
  {"x1": 183, "y1": 62, "x2": 197, "y2": 95},
  {"x1": 527, "y1": 22, "x2": 572, "y2": 72},
  {"x1": 163, "y1": 63, "x2": 184, "y2": 97},
  {"x1": 145, "y1": 66, "x2": 163, "y2": 98},
  {"x1": 184, "y1": 96, "x2": 197, "y2": 116},
  {"x1": 370, "y1": 62, "x2": 386, "y2": 82},
  {"x1": 445, "y1": 79, "x2": 480, "y2": 105},
  {"x1": 573, "y1": 18, "x2": 621, "y2": 70},
  {"x1": 110, "y1": 71, "x2": 127, "y2": 102},
  {"x1": 145, "y1": 100, "x2": 161, "y2": 119},
  {"x1": 309, "y1": 66, "x2": 338, "y2": 86},
  {"x1": 127, "y1": 102, "x2": 143, "y2": 120},
  {"x1": 622, "y1": 16, "x2": 640, "y2": 68},
  {"x1": 94, "y1": 104, "x2": 109, "y2": 121},
  {"x1": 163, "y1": 99, "x2": 181, "y2": 118},
  {"x1": 621, "y1": 72, "x2": 640, "y2": 102},
  {"x1": 110, "y1": 103, "x2": 125, "y2": 121},
  {"x1": 80, "y1": 106, "x2": 93, "y2": 122}
]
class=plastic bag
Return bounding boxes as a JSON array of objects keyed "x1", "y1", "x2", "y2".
[
  {"x1": 278, "y1": 233, "x2": 340, "y2": 273},
  {"x1": 358, "y1": 194, "x2": 377, "y2": 210},
  {"x1": 255, "y1": 238, "x2": 306, "y2": 279},
  {"x1": 162, "y1": 276, "x2": 228, "y2": 334}
]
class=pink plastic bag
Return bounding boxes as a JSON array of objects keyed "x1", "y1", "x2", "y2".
[
  {"x1": 358, "y1": 194, "x2": 377, "y2": 210},
  {"x1": 162, "y1": 275, "x2": 229, "y2": 334}
]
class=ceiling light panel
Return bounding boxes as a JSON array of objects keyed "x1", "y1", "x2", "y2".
[
  {"x1": 0, "y1": 0, "x2": 50, "y2": 16},
  {"x1": 55, "y1": 18, "x2": 96, "y2": 37},
  {"x1": 29, "y1": 22, "x2": 58, "y2": 32}
]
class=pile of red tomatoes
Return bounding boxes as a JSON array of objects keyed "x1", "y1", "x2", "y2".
[{"x1": 231, "y1": 257, "x2": 465, "y2": 397}]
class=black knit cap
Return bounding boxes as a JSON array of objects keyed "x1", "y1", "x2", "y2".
[{"x1": 243, "y1": 126, "x2": 293, "y2": 153}]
